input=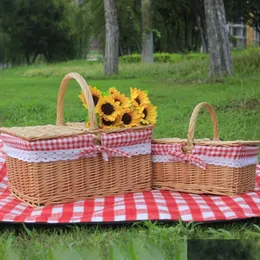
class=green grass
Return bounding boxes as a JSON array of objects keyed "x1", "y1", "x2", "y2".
[
  {"x1": 0, "y1": 221, "x2": 260, "y2": 259},
  {"x1": 0, "y1": 49, "x2": 260, "y2": 259}
]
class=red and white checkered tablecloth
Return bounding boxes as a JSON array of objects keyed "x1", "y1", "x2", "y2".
[{"x1": 0, "y1": 139, "x2": 260, "y2": 223}]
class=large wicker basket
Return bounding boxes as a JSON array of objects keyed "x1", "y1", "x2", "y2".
[
  {"x1": 0, "y1": 73, "x2": 153, "y2": 207},
  {"x1": 152, "y1": 102, "x2": 260, "y2": 196}
]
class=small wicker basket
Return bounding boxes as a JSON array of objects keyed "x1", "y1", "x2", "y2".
[
  {"x1": 0, "y1": 73, "x2": 153, "y2": 207},
  {"x1": 152, "y1": 102, "x2": 260, "y2": 196}
]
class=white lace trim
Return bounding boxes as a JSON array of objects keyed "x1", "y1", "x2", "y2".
[
  {"x1": 199, "y1": 155, "x2": 258, "y2": 168},
  {"x1": 152, "y1": 155, "x2": 183, "y2": 163},
  {"x1": 152, "y1": 154, "x2": 258, "y2": 168},
  {"x1": 3, "y1": 143, "x2": 151, "y2": 163}
]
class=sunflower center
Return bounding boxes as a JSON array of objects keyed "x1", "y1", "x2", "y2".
[
  {"x1": 143, "y1": 108, "x2": 148, "y2": 119},
  {"x1": 135, "y1": 97, "x2": 141, "y2": 105},
  {"x1": 122, "y1": 113, "x2": 132, "y2": 125},
  {"x1": 101, "y1": 103, "x2": 115, "y2": 115},
  {"x1": 115, "y1": 98, "x2": 121, "y2": 104},
  {"x1": 93, "y1": 95, "x2": 99, "y2": 106},
  {"x1": 102, "y1": 118, "x2": 114, "y2": 126}
]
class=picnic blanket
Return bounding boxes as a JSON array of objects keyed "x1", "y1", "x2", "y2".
[{"x1": 0, "y1": 139, "x2": 260, "y2": 223}]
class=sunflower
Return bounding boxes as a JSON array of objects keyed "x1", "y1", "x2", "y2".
[
  {"x1": 119, "y1": 107, "x2": 141, "y2": 128},
  {"x1": 130, "y1": 88, "x2": 150, "y2": 108},
  {"x1": 86, "y1": 121, "x2": 91, "y2": 128},
  {"x1": 99, "y1": 116, "x2": 121, "y2": 129},
  {"x1": 108, "y1": 87, "x2": 131, "y2": 107},
  {"x1": 109, "y1": 87, "x2": 118, "y2": 95},
  {"x1": 96, "y1": 96, "x2": 123, "y2": 121},
  {"x1": 79, "y1": 86, "x2": 102, "y2": 109},
  {"x1": 140, "y1": 103, "x2": 157, "y2": 125}
]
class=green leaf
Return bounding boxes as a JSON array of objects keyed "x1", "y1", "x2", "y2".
[
  {"x1": 175, "y1": 240, "x2": 187, "y2": 260},
  {"x1": 22, "y1": 223, "x2": 33, "y2": 237},
  {"x1": 102, "y1": 90, "x2": 110, "y2": 96}
]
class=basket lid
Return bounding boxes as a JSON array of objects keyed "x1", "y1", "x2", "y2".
[
  {"x1": 0, "y1": 125, "x2": 90, "y2": 141},
  {"x1": 152, "y1": 138, "x2": 260, "y2": 146}
]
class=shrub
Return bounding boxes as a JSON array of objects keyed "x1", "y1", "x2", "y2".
[
  {"x1": 120, "y1": 52, "x2": 207, "y2": 63},
  {"x1": 120, "y1": 54, "x2": 141, "y2": 63}
]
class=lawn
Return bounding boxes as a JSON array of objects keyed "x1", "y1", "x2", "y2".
[{"x1": 0, "y1": 49, "x2": 260, "y2": 259}]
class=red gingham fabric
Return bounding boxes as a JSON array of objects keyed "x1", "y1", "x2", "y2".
[
  {"x1": 1, "y1": 129, "x2": 153, "y2": 152},
  {"x1": 0, "y1": 140, "x2": 260, "y2": 223},
  {"x1": 0, "y1": 133, "x2": 95, "y2": 151},
  {"x1": 79, "y1": 145, "x2": 131, "y2": 161},
  {"x1": 152, "y1": 143, "x2": 259, "y2": 159},
  {"x1": 193, "y1": 145, "x2": 259, "y2": 159},
  {"x1": 152, "y1": 143, "x2": 207, "y2": 169},
  {"x1": 101, "y1": 129, "x2": 153, "y2": 148}
]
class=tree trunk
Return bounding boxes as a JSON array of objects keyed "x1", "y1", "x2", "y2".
[
  {"x1": 141, "y1": 0, "x2": 153, "y2": 63},
  {"x1": 32, "y1": 52, "x2": 38, "y2": 64},
  {"x1": 104, "y1": 0, "x2": 119, "y2": 76},
  {"x1": 204, "y1": 0, "x2": 233, "y2": 78},
  {"x1": 197, "y1": 15, "x2": 208, "y2": 53},
  {"x1": 184, "y1": 13, "x2": 189, "y2": 51}
]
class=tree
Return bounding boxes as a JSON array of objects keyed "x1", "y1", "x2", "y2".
[
  {"x1": 204, "y1": 0, "x2": 233, "y2": 78},
  {"x1": 153, "y1": 0, "x2": 202, "y2": 53},
  {"x1": 0, "y1": 0, "x2": 77, "y2": 64},
  {"x1": 141, "y1": 0, "x2": 154, "y2": 62},
  {"x1": 104, "y1": 0, "x2": 119, "y2": 76}
]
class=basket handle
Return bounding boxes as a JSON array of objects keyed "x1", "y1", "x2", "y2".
[
  {"x1": 186, "y1": 102, "x2": 219, "y2": 149},
  {"x1": 56, "y1": 72, "x2": 98, "y2": 130}
]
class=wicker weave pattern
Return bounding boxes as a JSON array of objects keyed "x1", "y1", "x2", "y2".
[
  {"x1": 7, "y1": 155, "x2": 152, "y2": 207},
  {"x1": 0, "y1": 125, "x2": 89, "y2": 141},
  {"x1": 153, "y1": 162, "x2": 256, "y2": 195},
  {"x1": 152, "y1": 102, "x2": 259, "y2": 195}
]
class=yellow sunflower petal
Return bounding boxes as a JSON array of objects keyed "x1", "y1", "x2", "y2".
[
  {"x1": 79, "y1": 92, "x2": 88, "y2": 109},
  {"x1": 112, "y1": 92, "x2": 131, "y2": 108},
  {"x1": 130, "y1": 88, "x2": 150, "y2": 108},
  {"x1": 99, "y1": 116, "x2": 122, "y2": 129},
  {"x1": 96, "y1": 96, "x2": 123, "y2": 121},
  {"x1": 90, "y1": 86, "x2": 102, "y2": 106},
  {"x1": 140, "y1": 103, "x2": 157, "y2": 125},
  {"x1": 109, "y1": 87, "x2": 120, "y2": 95},
  {"x1": 119, "y1": 107, "x2": 141, "y2": 127},
  {"x1": 79, "y1": 86, "x2": 102, "y2": 109}
]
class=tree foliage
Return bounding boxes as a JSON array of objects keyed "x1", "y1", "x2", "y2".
[
  {"x1": 0, "y1": 0, "x2": 77, "y2": 64},
  {"x1": 0, "y1": 0, "x2": 259, "y2": 67},
  {"x1": 225, "y1": 0, "x2": 260, "y2": 33}
]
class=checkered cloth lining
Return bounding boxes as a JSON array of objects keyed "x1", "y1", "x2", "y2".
[
  {"x1": 1, "y1": 129, "x2": 153, "y2": 151},
  {"x1": 152, "y1": 143, "x2": 259, "y2": 159},
  {"x1": 152, "y1": 143, "x2": 259, "y2": 169},
  {"x1": 0, "y1": 140, "x2": 260, "y2": 223}
]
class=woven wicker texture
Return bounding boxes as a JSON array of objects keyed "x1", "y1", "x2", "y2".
[
  {"x1": 153, "y1": 163, "x2": 256, "y2": 195},
  {"x1": 7, "y1": 155, "x2": 152, "y2": 207},
  {"x1": 153, "y1": 139, "x2": 260, "y2": 146},
  {"x1": 152, "y1": 102, "x2": 259, "y2": 195},
  {"x1": 1, "y1": 72, "x2": 153, "y2": 206},
  {"x1": 66, "y1": 122, "x2": 154, "y2": 134},
  {"x1": 0, "y1": 125, "x2": 89, "y2": 141}
]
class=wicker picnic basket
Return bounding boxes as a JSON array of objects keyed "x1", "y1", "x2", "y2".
[
  {"x1": 152, "y1": 102, "x2": 260, "y2": 196},
  {"x1": 0, "y1": 72, "x2": 154, "y2": 207}
]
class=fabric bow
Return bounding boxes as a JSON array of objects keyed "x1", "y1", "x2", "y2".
[
  {"x1": 79, "y1": 145, "x2": 131, "y2": 161},
  {"x1": 168, "y1": 146, "x2": 207, "y2": 169}
]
